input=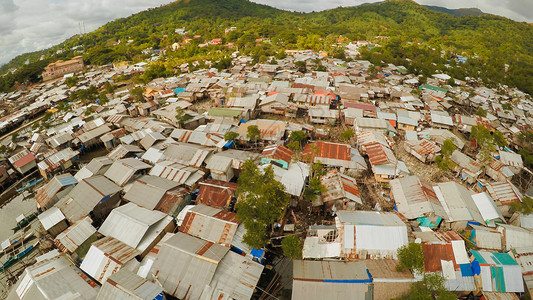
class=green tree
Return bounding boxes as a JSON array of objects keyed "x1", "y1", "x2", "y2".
[
  {"x1": 65, "y1": 76, "x2": 78, "y2": 87},
  {"x1": 11, "y1": 132, "x2": 18, "y2": 142},
  {"x1": 288, "y1": 130, "x2": 307, "y2": 150},
  {"x1": 471, "y1": 124, "x2": 496, "y2": 162},
  {"x1": 224, "y1": 131, "x2": 239, "y2": 148},
  {"x1": 340, "y1": 128, "x2": 355, "y2": 142},
  {"x1": 247, "y1": 125, "x2": 261, "y2": 143},
  {"x1": 304, "y1": 176, "x2": 327, "y2": 201},
  {"x1": 510, "y1": 197, "x2": 533, "y2": 215},
  {"x1": 396, "y1": 242, "x2": 424, "y2": 274},
  {"x1": 236, "y1": 160, "x2": 290, "y2": 249},
  {"x1": 104, "y1": 81, "x2": 115, "y2": 94},
  {"x1": 131, "y1": 87, "x2": 144, "y2": 101},
  {"x1": 435, "y1": 139, "x2": 456, "y2": 170},
  {"x1": 398, "y1": 273, "x2": 456, "y2": 300},
  {"x1": 295, "y1": 61, "x2": 307, "y2": 73},
  {"x1": 475, "y1": 107, "x2": 487, "y2": 117},
  {"x1": 282, "y1": 235, "x2": 302, "y2": 259},
  {"x1": 493, "y1": 131, "x2": 506, "y2": 147},
  {"x1": 175, "y1": 107, "x2": 192, "y2": 127}
]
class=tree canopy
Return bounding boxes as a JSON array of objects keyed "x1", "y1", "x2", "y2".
[{"x1": 235, "y1": 159, "x2": 290, "y2": 249}]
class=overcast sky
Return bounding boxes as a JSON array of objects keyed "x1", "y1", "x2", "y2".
[{"x1": 1, "y1": 0, "x2": 532, "y2": 67}]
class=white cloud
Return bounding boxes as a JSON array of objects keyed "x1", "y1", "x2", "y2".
[
  {"x1": 0, "y1": 0, "x2": 175, "y2": 66},
  {"x1": 2, "y1": 0, "x2": 532, "y2": 66}
]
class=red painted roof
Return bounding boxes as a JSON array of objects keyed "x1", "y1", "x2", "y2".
[{"x1": 13, "y1": 152, "x2": 36, "y2": 168}]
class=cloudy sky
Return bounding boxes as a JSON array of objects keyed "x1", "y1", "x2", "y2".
[{"x1": 1, "y1": 0, "x2": 532, "y2": 67}]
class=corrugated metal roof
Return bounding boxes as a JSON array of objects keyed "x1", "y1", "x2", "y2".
[
  {"x1": 293, "y1": 260, "x2": 370, "y2": 281},
  {"x1": 497, "y1": 224, "x2": 533, "y2": 251},
  {"x1": 149, "y1": 160, "x2": 205, "y2": 186},
  {"x1": 54, "y1": 216, "x2": 96, "y2": 253},
  {"x1": 472, "y1": 192, "x2": 504, "y2": 222},
  {"x1": 38, "y1": 148, "x2": 79, "y2": 173},
  {"x1": 498, "y1": 151, "x2": 523, "y2": 168},
  {"x1": 366, "y1": 143, "x2": 396, "y2": 166},
  {"x1": 38, "y1": 207, "x2": 66, "y2": 231},
  {"x1": 406, "y1": 139, "x2": 440, "y2": 156},
  {"x1": 78, "y1": 124, "x2": 112, "y2": 143},
  {"x1": 433, "y1": 182, "x2": 484, "y2": 223},
  {"x1": 150, "y1": 232, "x2": 229, "y2": 299},
  {"x1": 303, "y1": 141, "x2": 350, "y2": 162},
  {"x1": 356, "y1": 130, "x2": 389, "y2": 148},
  {"x1": 10, "y1": 252, "x2": 99, "y2": 300},
  {"x1": 390, "y1": 175, "x2": 439, "y2": 220},
  {"x1": 99, "y1": 203, "x2": 168, "y2": 250},
  {"x1": 487, "y1": 181, "x2": 522, "y2": 205},
  {"x1": 80, "y1": 236, "x2": 140, "y2": 284},
  {"x1": 35, "y1": 173, "x2": 77, "y2": 208},
  {"x1": 203, "y1": 251, "x2": 264, "y2": 300},
  {"x1": 179, "y1": 204, "x2": 239, "y2": 247},
  {"x1": 260, "y1": 144, "x2": 294, "y2": 164},
  {"x1": 321, "y1": 169, "x2": 361, "y2": 204},
  {"x1": 470, "y1": 225, "x2": 502, "y2": 250},
  {"x1": 104, "y1": 158, "x2": 151, "y2": 186},
  {"x1": 57, "y1": 175, "x2": 121, "y2": 222},
  {"x1": 124, "y1": 175, "x2": 179, "y2": 210},
  {"x1": 471, "y1": 250, "x2": 524, "y2": 293},
  {"x1": 9, "y1": 149, "x2": 36, "y2": 168},
  {"x1": 107, "y1": 144, "x2": 143, "y2": 161},
  {"x1": 97, "y1": 269, "x2": 163, "y2": 300},
  {"x1": 197, "y1": 179, "x2": 238, "y2": 208}
]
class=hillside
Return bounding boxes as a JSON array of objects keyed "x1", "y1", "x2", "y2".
[
  {"x1": 425, "y1": 5, "x2": 486, "y2": 17},
  {"x1": 2, "y1": 0, "x2": 533, "y2": 95}
]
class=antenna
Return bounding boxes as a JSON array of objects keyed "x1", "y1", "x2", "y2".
[
  {"x1": 83, "y1": 21, "x2": 86, "y2": 34},
  {"x1": 78, "y1": 22, "x2": 82, "y2": 35}
]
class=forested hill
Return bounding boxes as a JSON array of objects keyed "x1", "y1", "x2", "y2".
[
  {"x1": 2, "y1": 0, "x2": 533, "y2": 95},
  {"x1": 424, "y1": 6, "x2": 486, "y2": 17}
]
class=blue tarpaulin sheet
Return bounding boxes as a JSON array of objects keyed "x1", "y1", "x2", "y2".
[
  {"x1": 239, "y1": 118, "x2": 247, "y2": 124},
  {"x1": 460, "y1": 264, "x2": 474, "y2": 277},
  {"x1": 224, "y1": 140, "x2": 234, "y2": 148},
  {"x1": 471, "y1": 259, "x2": 481, "y2": 275}
]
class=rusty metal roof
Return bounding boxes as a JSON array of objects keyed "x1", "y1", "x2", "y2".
[
  {"x1": 179, "y1": 204, "x2": 239, "y2": 247},
  {"x1": 303, "y1": 141, "x2": 350, "y2": 162},
  {"x1": 260, "y1": 144, "x2": 294, "y2": 164},
  {"x1": 406, "y1": 139, "x2": 441, "y2": 156},
  {"x1": 423, "y1": 243, "x2": 459, "y2": 273},
  {"x1": 366, "y1": 143, "x2": 396, "y2": 166},
  {"x1": 197, "y1": 179, "x2": 238, "y2": 208}
]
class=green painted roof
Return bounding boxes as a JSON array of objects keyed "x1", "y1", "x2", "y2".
[
  {"x1": 208, "y1": 108, "x2": 243, "y2": 117},
  {"x1": 420, "y1": 84, "x2": 448, "y2": 93}
]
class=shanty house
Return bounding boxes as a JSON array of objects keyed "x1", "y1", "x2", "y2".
[
  {"x1": 98, "y1": 203, "x2": 175, "y2": 257},
  {"x1": 433, "y1": 182, "x2": 485, "y2": 226},
  {"x1": 80, "y1": 236, "x2": 140, "y2": 284},
  {"x1": 415, "y1": 231, "x2": 475, "y2": 293},
  {"x1": 336, "y1": 211, "x2": 408, "y2": 259},
  {"x1": 259, "y1": 144, "x2": 293, "y2": 169},
  {"x1": 74, "y1": 156, "x2": 113, "y2": 182},
  {"x1": 8, "y1": 149, "x2": 36, "y2": 174},
  {"x1": 390, "y1": 175, "x2": 441, "y2": 220},
  {"x1": 302, "y1": 141, "x2": 367, "y2": 170},
  {"x1": 104, "y1": 158, "x2": 151, "y2": 186},
  {"x1": 56, "y1": 175, "x2": 122, "y2": 224},
  {"x1": 150, "y1": 232, "x2": 229, "y2": 300},
  {"x1": 54, "y1": 216, "x2": 97, "y2": 254},
  {"x1": 196, "y1": 179, "x2": 238, "y2": 209},
  {"x1": 35, "y1": 173, "x2": 77, "y2": 210},
  {"x1": 7, "y1": 251, "x2": 100, "y2": 300},
  {"x1": 96, "y1": 269, "x2": 164, "y2": 300},
  {"x1": 404, "y1": 139, "x2": 440, "y2": 163},
  {"x1": 38, "y1": 207, "x2": 68, "y2": 237},
  {"x1": 179, "y1": 204, "x2": 239, "y2": 247},
  {"x1": 318, "y1": 169, "x2": 361, "y2": 209},
  {"x1": 123, "y1": 175, "x2": 185, "y2": 215},
  {"x1": 292, "y1": 260, "x2": 372, "y2": 300},
  {"x1": 470, "y1": 250, "x2": 524, "y2": 293}
]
